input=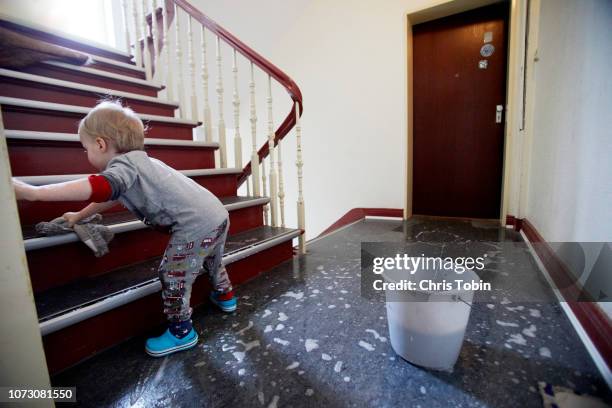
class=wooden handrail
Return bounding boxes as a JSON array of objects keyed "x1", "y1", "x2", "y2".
[{"x1": 172, "y1": 0, "x2": 303, "y2": 187}]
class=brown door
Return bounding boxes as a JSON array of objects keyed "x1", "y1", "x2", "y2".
[{"x1": 412, "y1": 3, "x2": 509, "y2": 219}]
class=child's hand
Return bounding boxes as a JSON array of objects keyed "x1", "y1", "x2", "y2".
[
  {"x1": 62, "y1": 212, "x2": 82, "y2": 228},
  {"x1": 12, "y1": 178, "x2": 37, "y2": 201}
]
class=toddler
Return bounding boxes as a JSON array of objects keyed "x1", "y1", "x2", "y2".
[{"x1": 13, "y1": 100, "x2": 237, "y2": 357}]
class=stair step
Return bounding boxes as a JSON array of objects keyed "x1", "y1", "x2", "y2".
[
  {"x1": 0, "y1": 69, "x2": 178, "y2": 116},
  {"x1": 42, "y1": 227, "x2": 299, "y2": 375},
  {"x1": 23, "y1": 196, "x2": 269, "y2": 245},
  {"x1": 24, "y1": 196, "x2": 270, "y2": 293},
  {"x1": 0, "y1": 13, "x2": 134, "y2": 65},
  {"x1": 6, "y1": 130, "x2": 217, "y2": 176},
  {"x1": 84, "y1": 55, "x2": 146, "y2": 80},
  {"x1": 15, "y1": 168, "x2": 242, "y2": 225},
  {"x1": 20, "y1": 61, "x2": 163, "y2": 97},
  {"x1": 36, "y1": 226, "x2": 300, "y2": 330},
  {"x1": 0, "y1": 97, "x2": 199, "y2": 139}
]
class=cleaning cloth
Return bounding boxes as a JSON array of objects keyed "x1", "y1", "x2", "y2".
[{"x1": 35, "y1": 214, "x2": 114, "y2": 257}]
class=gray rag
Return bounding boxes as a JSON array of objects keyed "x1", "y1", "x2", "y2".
[{"x1": 35, "y1": 214, "x2": 114, "y2": 257}]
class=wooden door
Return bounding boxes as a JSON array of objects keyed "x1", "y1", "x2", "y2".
[{"x1": 412, "y1": 3, "x2": 509, "y2": 219}]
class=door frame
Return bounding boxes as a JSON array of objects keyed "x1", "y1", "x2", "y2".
[{"x1": 403, "y1": 0, "x2": 535, "y2": 225}]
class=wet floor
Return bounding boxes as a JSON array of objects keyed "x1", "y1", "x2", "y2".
[{"x1": 53, "y1": 218, "x2": 612, "y2": 407}]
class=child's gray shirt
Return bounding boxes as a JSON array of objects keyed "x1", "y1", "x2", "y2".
[{"x1": 100, "y1": 150, "x2": 229, "y2": 242}]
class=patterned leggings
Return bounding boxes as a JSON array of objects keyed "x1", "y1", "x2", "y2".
[{"x1": 158, "y1": 218, "x2": 232, "y2": 322}]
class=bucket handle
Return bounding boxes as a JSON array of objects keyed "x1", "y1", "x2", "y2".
[{"x1": 452, "y1": 294, "x2": 473, "y2": 308}]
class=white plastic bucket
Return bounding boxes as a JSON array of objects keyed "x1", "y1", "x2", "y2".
[{"x1": 383, "y1": 263, "x2": 479, "y2": 371}]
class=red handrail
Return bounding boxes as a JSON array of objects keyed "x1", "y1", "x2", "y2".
[{"x1": 172, "y1": 0, "x2": 303, "y2": 188}]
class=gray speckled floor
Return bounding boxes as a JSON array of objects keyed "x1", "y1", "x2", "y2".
[{"x1": 53, "y1": 218, "x2": 612, "y2": 407}]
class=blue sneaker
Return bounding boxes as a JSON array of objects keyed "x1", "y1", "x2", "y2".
[
  {"x1": 209, "y1": 289, "x2": 237, "y2": 312},
  {"x1": 145, "y1": 327, "x2": 199, "y2": 357}
]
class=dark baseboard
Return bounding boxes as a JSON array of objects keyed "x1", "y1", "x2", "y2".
[
  {"x1": 317, "y1": 208, "x2": 404, "y2": 238},
  {"x1": 507, "y1": 215, "x2": 612, "y2": 368}
]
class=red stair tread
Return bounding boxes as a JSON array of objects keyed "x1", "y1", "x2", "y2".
[{"x1": 35, "y1": 226, "x2": 299, "y2": 322}]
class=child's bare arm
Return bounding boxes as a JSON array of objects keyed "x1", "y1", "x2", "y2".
[
  {"x1": 63, "y1": 201, "x2": 118, "y2": 227},
  {"x1": 13, "y1": 178, "x2": 92, "y2": 202}
]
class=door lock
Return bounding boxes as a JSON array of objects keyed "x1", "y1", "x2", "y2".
[{"x1": 495, "y1": 105, "x2": 503, "y2": 123}]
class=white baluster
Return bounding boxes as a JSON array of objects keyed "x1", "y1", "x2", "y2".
[
  {"x1": 200, "y1": 25, "x2": 212, "y2": 142},
  {"x1": 132, "y1": 0, "x2": 143, "y2": 67},
  {"x1": 174, "y1": 4, "x2": 186, "y2": 118},
  {"x1": 277, "y1": 139, "x2": 285, "y2": 228},
  {"x1": 161, "y1": 0, "x2": 173, "y2": 102},
  {"x1": 246, "y1": 177, "x2": 251, "y2": 197},
  {"x1": 266, "y1": 75, "x2": 278, "y2": 227},
  {"x1": 150, "y1": 0, "x2": 159, "y2": 77},
  {"x1": 121, "y1": 0, "x2": 131, "y2": 55},
  {"x1": 141, "y1": 0, "x2": 152, "y2": 80},
  {"x1": 249, "y1": 62, "x2": 260, "y2": 196},
  {"x1": 187, "y1": 15, "x2": 198, "y2": 121},
  {"x1": 232, "y1": 49, "x2": 242, "y2": 169},
  {"x1": 295, "y1": 102, "x2": 306, "y2": 254},
  {"x1": 216, "y1": 36, "x2": 227, "y2": 168},
  {"x1": 261, "y1": 158, "x2": 269, "y2": 225}
]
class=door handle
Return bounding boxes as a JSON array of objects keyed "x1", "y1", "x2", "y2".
[{"x1": 495, "y1": 105, "x2": 503, "y2": 123}]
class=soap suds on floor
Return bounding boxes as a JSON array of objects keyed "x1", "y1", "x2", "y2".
[
  {"x1": 273, "y1": 338, "x2": 290, "y2": 346},
  {"x1": 522, "y1": 324, "x2": 537, "y2": 338},
  {"x1": 359, "y1": 340, "x2": 375, "y2": 351},
  {"x1": 278, "y1": 312, "x2": 288, "y2": 322},
  {"x1": 507, "y1": 333, "x2": 527, "y2": 346},
  {"x1": 496, "y1": 320, "x2": 519, "y2": 327},
  {"x1": 264, "y1": 325, "x2": 273, "y2": 333},
  {"x1": 420, "y1": 386, "x2": 427, "y2": 395},
  {"x1": 334, "y1": 361, "x2": 343, "y2": 372},
  {"x1": 529, "y1": 309, "x2": 542, "y2": 318},
  {"x1": 539, "y1": 347, "x2": 552, "y2": 358},
  {"x1": 305, "y1": 339, "x2": 319, "y2": 352},
  {"x1": 286, "y1": 362, "x2": 300, "y2": 370},
  {"x1": 365, "y1": 329, "x2": 387, "y2": 342},
  {"x1": 305, "y1": 389, "x2": 314, "y2": 397},
  {"x1": 262, "y1": 309, "x2": 272, "y2": 318},
  {"x1": 322, "y1": 353, "x2": 332, "y2": 361},
  {"x1": 236, "y1": 321, "x2": 254, "y2": 335},
  {"x1": 282, "y1": 291, "x2": 304, "y2": 300},
  {"x1": 268, "y1": 395, "x2": 279, "y2": 408},
  {"x1": 237, "y1": 339, "x2": 260, "y2": 352}
]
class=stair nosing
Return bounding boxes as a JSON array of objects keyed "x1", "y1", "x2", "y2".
[
  {"x1": 0, "y1": 68, "x2": 179, "y2": 107},
  {"x1": 43, "y1": 61, "x2": 163, "y2": 89},
  {"x1": 88, "y1": 54, "x2": 143, "y2": 73},
  {"x1": 0, "y1": 96, "x2": 200, "y2": 126},
  {"x1": 5, "y1": 130, "x2": 219, "y2": 148},
  {"x1": 16, "y1": 167, "x2": 241, "y2": 186},
  {"x1": 24, "y1": 196, "x2": 269, "y2": 251},
  {"x1": 38, "y1": 228, "x2": 301, "y2": 335},
  {"x1": 0, "y1": 12, "x2": 132, "y2": 59}
]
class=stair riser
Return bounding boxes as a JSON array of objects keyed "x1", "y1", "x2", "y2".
[
  {"x1": 42, "y1": 240, "x2": 294, "y2": 375},
  {"x1": 8, "y1": 141, "x2": 216, "y2": 176},
  {"x1": 17, "y1": 174, "x2": 238, "y2": 225},
  {"x1": 21, "y1": 64, "x2": 160, "y2": 97},
  {"x1": 0, "y1": 78, "x2": 176, "y2": 116},
  {"x1": 28, "y1": 204, "x2": 265, "y2": 293},
  {"x1": 87, "y1": 61, "x2": 145, "y2": 80},
  {"x1": 2, "y1": 107, "x2": 195, "y2": 139}
]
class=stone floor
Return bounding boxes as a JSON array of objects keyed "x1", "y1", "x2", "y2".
[{"x1": 53, "y1": 218, "x2": 612, "y2": 407}]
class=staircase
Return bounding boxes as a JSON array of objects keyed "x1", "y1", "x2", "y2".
[{"x1": 1, "y1": 1, "x2": 305, "y2": 375}]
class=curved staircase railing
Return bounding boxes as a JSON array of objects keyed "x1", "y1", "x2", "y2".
[{"x1": 121, "y1": 0, "x2": 306, "y2": 253}]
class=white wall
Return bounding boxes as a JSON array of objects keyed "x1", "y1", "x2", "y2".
[
  {"x1": 525, "y1": 0, "x2": 612, "y2": 315},
  {"x1": 185, "y1": 0, "x2": 454, "y2": 239},
  {"x1": 526, "y1": 0, "x2": 612, "y2": 243}
]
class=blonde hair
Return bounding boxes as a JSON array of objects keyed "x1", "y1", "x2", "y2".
[{"x1": 78, "y1": 99, "x2": 146, "y2": 152}]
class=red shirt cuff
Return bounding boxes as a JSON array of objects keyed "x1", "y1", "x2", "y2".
[{"x1": 88, "y1": 175, "x2": 112, "y2": 203}]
